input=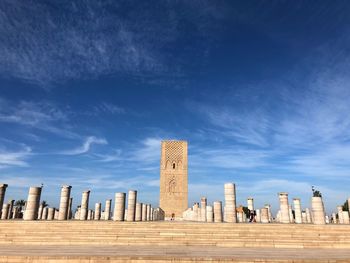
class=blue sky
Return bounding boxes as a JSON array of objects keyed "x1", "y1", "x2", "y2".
[{"x1": 1, "y1": 1, "x2": 350, "y2": 214}]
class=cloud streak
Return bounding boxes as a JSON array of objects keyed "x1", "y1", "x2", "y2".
[
  {"x1": 60, "y1": 136, "x2": 108, "y2": 155},
  {"x1": 0, "y1": 145, "x2": 31, "y2": 168}
]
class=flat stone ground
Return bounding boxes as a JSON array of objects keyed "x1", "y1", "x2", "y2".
[{"x1": 1, "y1": 245, "x2": 350, "y2": 262}]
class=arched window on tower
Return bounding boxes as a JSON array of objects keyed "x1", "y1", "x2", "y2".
[{"x1": 173, "y1": 162, "x2": 176, "y2": 169}]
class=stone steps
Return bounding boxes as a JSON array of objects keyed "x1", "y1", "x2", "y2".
[{"x1": 0, "y1": 221, "x2": 350, "y2": 249}]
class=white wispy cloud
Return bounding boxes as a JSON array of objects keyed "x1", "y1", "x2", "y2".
[
  {"x1": 0, "y1": 145, "x2": 31, "y2": 168},
  {"x1": 129, "y1": 137, "x2": 162, "y2": 163},
  {"x1": 94, "y1": 102, "x2": 125, "y2": 115},
  {"x1": 0, "y1": 1, "x2": 228, "y2": 87},
  {"x1": 60, "y1": 136, "x2": 108, "y2": 155},
  {"x1": 0, "y1": 98, "x2": 77, "y2": 138}
]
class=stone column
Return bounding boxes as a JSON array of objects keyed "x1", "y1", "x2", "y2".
[
  {"x1": 147, "y1": 204, "x2": 152, "y2": 221},
  {"x1": 311, "y1": 196, "x2": 326, "y2": 225},
  {"x1": 206, "y1": 205, "x2": 213, "y2": 222},
  {"x1": 293, "y1": 198, "x2": 302, "y2": 224},
  {"x1": 54, "y1": 209, "x2": 59, "y2": 220},
  {"x1": 306, "y1": 208, "x2": 312, "y2": 223},
  {"x1": 79, "y1": 190, "x2": 90, "y2": 221},
  {"x1": 68, "y1": 197, "x2": 73, "y2": 219},
  {"x1": 94, "y1": 203, "x2": 101, "y2": 220},
  {"x1": 127, "y1": 190, "x2": 137, "y2": 221},
  {"x1": 42, "y1": 207, "x2": 48, "y2": 220},
  {"x1": 1, "y1": 204, "x2": 9, "y2": 220},
  {"x1": 302, "y1": 211, "x2": 307, "y2": 223},
  {"x1": 289, "y1": 205, "x2": 294, "y2": 223},
  {"x1": 58, "y1": 185, "x2": 72, "y2": 220},
  {"x1": 141, "y1": 203, "x2": 147, "y2": 221},
  {"x1": 151, "y1": 207, "x2": 154, "y2": 221},
  {"x1": 0, "y1": 184, "x2": 8, "y2": 219},
  {"x1": 247, "y1": 198, "x2": 254, "y2": 211},
  {"x1": 337, "y1": 206, "x2": 344, "y2": 224},
  {"x1": 265, "y1": 204, "x2": 272, "y2": 222},
  {"x1": 23, "y1": 187, "x2": 42, "y2": 220},
  {"x1": 135, "y1": 203, "x2": 142, "y2": 221},
  {"x1": 237, "y1": 211, "x2": 243, "y2": 222},
  {"x1": 113, "y1": 193, "x2": 125, "y2": 221},
  {"x1": 261, "y1": 208, "x2": 269, "y2": 223},
  {"x1": 256, "y1": 209, "x2": 261, "y2": 223},
  {"x1": 38, "y1": 204, "x2": 44, "y2": 220},
  {"x1": 331, "y1": 212, "x2": 337, "y2": 224},
  {"x1": 47, "y1": 207, "x2": 55, "y2": 220},
  {"x1": 104, "y1": 199, "x2": 112, "y2": 220},
  {"x1": 200, "y1": 197, "x2": 207, "y2": 222},
  {"x1": 87, "y1": 209, "x2": 93, "y2": 220},
  {"x1": 224, "y1": 183, "x2": 237, "y2": 223},
  {"x1": 213, "y1": 201, "x2": 223, "y2": 223},
  {"x1": 342, "y1": 211, "x2": 350, "y2": 224},
  {"x1": 192, "y1": 203, "x2": 199, "y2": 221},
  {"x1": 7, "y1": 200, "x2": 14, "y2": 219},
  {"x1": 278, "y1": 192, "x2": 290, "y2": 223}
]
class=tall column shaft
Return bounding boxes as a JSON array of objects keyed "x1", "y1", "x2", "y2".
[
  {"x1": 42, "y1": 207, "x2": 48, "y2": 220},
  {"x1": 7, "y1": 200, "x2": 14, "y2": 219},
  {"x1": 255, "y1": 209, "x2": 261, "y2": 223},
  {"x1": 206, "y1": 205, "x2": 213, "y2": 222},
  {"x1": 141, "y1": 203, "x2": 147, "y2": 221},
  {"x1": 306, "y1": 208, "x2": 312, "y2": 223},
  {"x1": 278, "y1": 192, "x2": 290, "y2": 223},
  {"x1": 37, "y1": 204, "x2": 44, "y2": 220},
  {"x1": 135, "y1": 203, "x2": 142, "y2": 221},
  {"x1": 47, "y1": 207, "x2": 55, "y2": 220},
  {"x1": 261, "y1": 208, "x2": 269, "y2": 223},
  {"x1": 1, "y1": 204, "x2": 9, "y2": 220},
  {"x1": 146, "y1": 204, "x2": 151, "y2": 221},
  {"x1": 337, "y1": 206, "x2": 344, "y2": 224},
  {"x1": 58, "y1": 185, "x2": 72, "y2": 220},
  {"x1": 94, "y1": 203, "x2": 101, "y2": 220},
  {"x1": 200, "y1": 197, "x2": 207, "y2": 222},
  {"x1": 342, "y1": 211, "x2": 350, "y2": 224},
  {"x1": 23, "y1": 187, "x2": 42, "y2": 220},
  {"x1": 113, "y1": 193, "x2": 125, "y2": 221},
  {"x1": 247, "y1": 198, "x2": 254, "y2": 211},
  {"x1": 79, "y1": 190, "x2": 90, "y2": 220},
  {"x1": 104, "y1": 199, "x2": 112, "y2": 220},
  {"x1": 293, "y1": 198, "x2": 302, "y2": 224},
  {"x1": 311, "y1": 196, "x2": 326, "y2": 225},
  {"x1": 224, "y1": 183, "x2": 237, "y2": 223},
  {"x1": 127, "y1": 190, "x2": 137, "y2": 221},
  {"x1": 0, "y1": 184, "x2": 8, "y2": 219},
  {"x1": 213, "y1": 201, "x2": 223, "y2": 223},
  {"x1": 192, "y1": 203, "x2": 199, "y2": 221},
  {"x1": 68, "y1": 197, "x2": 73, "y2": 219},
  {"x1": 302, "y1": 211, "x2": 307, "y2": 223}
]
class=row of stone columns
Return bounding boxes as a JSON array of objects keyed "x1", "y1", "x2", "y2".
[{"x1": 0, "y1": 184, "x2": 164, "y2": 222}]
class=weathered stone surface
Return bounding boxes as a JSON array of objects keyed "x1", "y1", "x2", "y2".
[
  {"x1": 79, "y1": 190, "x2": 90, "y2": 221},
  {"x1": 278, "y1": 192, "x2": 290, "y2": 223},
  {"x1": 293, "y1": 198, "x2": 302, "y2": 224},
  {"x1": 113, "y1": 193, "x2": 125, "y2": 221},
  {"x1": 23, "y1": 187, "x2": 42, "y2": 221},
  {"x1": 58, "y1": 185, "x2": 72, "y2": 220},
  {"x1": 159, "y1": 140, "x2": 188, "y2": 218},
  {"x1": 127, "y1": 190, "x2": 137, "y2": 222},
  {"x1": 213, "y1": 201, "x2": 222, "y2": 223},
  {"x1": 224, "y1": 183, "x2": 237, "y2": 223},
  {"x1": 311, "y1": 196, "x2": 325, "y2": 225},
  {"x1": 0, "y1": 184, "x2": 7, "y2": 220}
]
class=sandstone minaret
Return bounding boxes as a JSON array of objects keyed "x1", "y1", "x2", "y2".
[{"x1": 159, "y1": 140, "x2": 188, "y2": 218}]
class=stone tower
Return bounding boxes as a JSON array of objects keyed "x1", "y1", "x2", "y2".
[{"x1": 159, "y1": 140, "x2": 188, "y2": 218}]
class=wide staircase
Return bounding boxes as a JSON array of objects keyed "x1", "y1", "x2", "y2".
[{"x1": 0, "y1": 221, "x2": 350, "y2": 262}]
